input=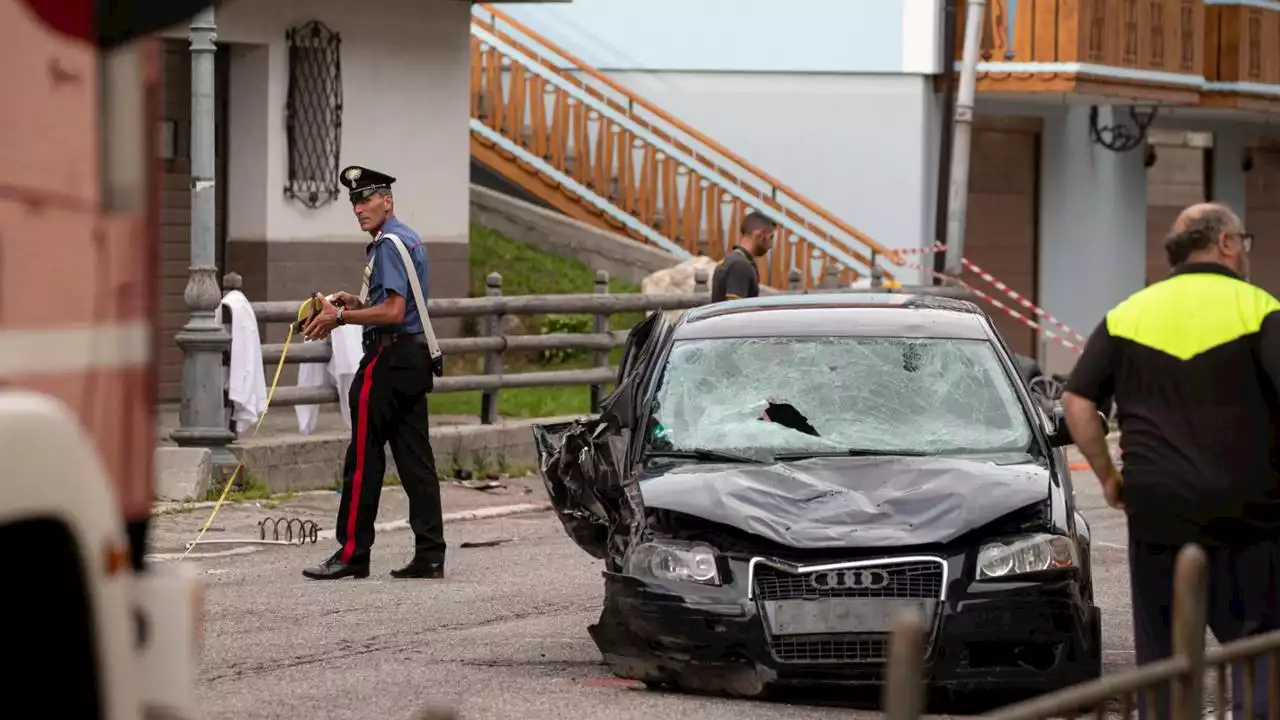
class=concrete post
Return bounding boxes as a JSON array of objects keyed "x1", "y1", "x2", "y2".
[
  {"x1": 171, "y1": 5, "x2": 236, "y2": 466},
  {"x1": 822, "y1": 264, "x2": 840, "y2": 289}
]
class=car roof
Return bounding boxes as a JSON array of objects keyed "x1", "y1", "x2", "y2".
[{"x1": 671, "y1": 292, "x2": 996, "y2": 342}]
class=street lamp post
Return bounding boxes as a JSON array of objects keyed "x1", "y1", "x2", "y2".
[{"x1": 171, "y1": 5, "x2": 236, "y2": 465}]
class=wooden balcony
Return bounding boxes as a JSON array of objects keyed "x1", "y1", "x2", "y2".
[
  {"x1": 1203, "y1": 2, "x2": 1280, "y2": 113},
  {"x1": 956, "y1": 0, "x2": 1206, "y2": 104}
]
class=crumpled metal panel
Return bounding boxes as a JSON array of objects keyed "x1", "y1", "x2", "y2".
[
  {"x1": 639, "y1": 454, "x2": 1051, "y2": 549},
  {"x1": 533, "y1": 417, "x2": 645, "y2": 570}
]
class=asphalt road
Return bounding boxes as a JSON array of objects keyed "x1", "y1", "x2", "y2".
[{"x1": 169, "y1": 454, "x2": 1148, "y2": 720}]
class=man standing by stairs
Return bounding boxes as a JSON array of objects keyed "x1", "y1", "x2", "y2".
[{"x1": 711, "y1": 211, "x2": 776, "y2": 302}]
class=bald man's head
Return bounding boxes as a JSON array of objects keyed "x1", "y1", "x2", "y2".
[
  {"x1": 1171, "y1": 202, "x2": 1239, "y2": 235},
  {"x1": 1163, "y1": 202, "x2": 1251, "y2": 279}
]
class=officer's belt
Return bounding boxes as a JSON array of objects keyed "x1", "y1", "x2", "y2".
[{"x1": 367, "y1": 332, "x2": 425, "y2": 349}]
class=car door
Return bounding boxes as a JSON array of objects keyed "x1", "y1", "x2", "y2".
[{"x1": 532, "y1": 311, "x2": 664, "y2": 569}]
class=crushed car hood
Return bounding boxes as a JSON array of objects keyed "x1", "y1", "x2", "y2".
[{"x1": 639, "y1": 455, "x2": 1050, "y2": 548}]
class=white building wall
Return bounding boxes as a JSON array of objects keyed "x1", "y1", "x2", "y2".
[
  {"x1": 1037, "y1": 106, "x2": 1150, "y2": 374},
  {"x1": 609, "y1": 72, "x2": 940, "y2": 279},
  {"x1": 157, "y1": 0, "x2": 475, "y2": 350},
  {"x1": 215, "y1": 0, "x2": 472, "y2": 248},
  {"x1": 490, "y1": 0, "x2": 945, "y2": 275},
  {"x1": 498, "y1": 0, "x2": 942, "y2": 74}
]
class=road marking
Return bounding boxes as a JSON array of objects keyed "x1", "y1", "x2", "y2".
[
  {"x1": 315, "y1": 501, "x2": 552, "y2": 541},
  {"x1": 152, "y1": 485, "x2": 543, "y2": 515},
  {"x1": 147, "y1": 546, "x2": 261, "y2": 561},
  {"x1": 1096, "y1": 541, "x2": 1129, "y2": 550},
  {"x1": 0, "y1": 320, "x2": 151, "y2": 377}
]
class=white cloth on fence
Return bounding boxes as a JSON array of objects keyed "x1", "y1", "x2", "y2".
[
  {"x1": 219, "y1": 290, "x2": 269, "y2": 433},
  {"x1": 294, "y1": 324, "x2": 363, "y2": 435}
]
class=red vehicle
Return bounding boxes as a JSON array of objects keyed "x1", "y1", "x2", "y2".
[{"x1": 2, "y1": 2, "x2": 218, "y2": 717}]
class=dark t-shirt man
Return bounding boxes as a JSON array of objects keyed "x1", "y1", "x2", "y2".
[
  {"x1": 711, "y1": 246, "x2": 760, "y2": 302},
  {"x1": 1066, "y1": 262, "x2": 1280, "y2": 546}
]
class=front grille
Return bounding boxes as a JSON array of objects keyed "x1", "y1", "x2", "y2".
[
  {"x1": 770, "y1": 635, "x2": 890, "y2": 664},
  {"x1": 753, "y1": 559, "x2": 945, "y2": 601},
  {"x1": 753, "y1": 558, "x2": 945, "y2": 665}
]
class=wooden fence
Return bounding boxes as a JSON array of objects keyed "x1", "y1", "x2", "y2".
[{"x1": 219, "y1": 268, "x2": 974, "y2": 427}]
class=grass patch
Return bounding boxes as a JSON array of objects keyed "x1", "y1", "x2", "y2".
[
  {"x1": 428, "y1": 385, "x2": 611, "y2": 419},
  {"x1": 469, "y1": 223, "x2": 643, "y2": 301},
  {"x1": 201, "y1": 470, "x2": 296, "y2": 504},
  {"x1": 432, "y1": 224, "x2": 639, "y2": 419}
]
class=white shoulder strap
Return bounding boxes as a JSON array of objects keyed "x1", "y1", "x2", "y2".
[
  {"x1": 358, "y1": 254, "x2": 375, "y2": 304},
  {"x1": 378, "y1": 233, "x2": 442, "y2": 362}
]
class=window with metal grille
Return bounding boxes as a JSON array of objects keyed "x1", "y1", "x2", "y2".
[{"x1": 284, "y1": 21, "x2": 343, "y2": 209}]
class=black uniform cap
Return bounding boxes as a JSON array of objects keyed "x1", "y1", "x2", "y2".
[{"x1": 339, "y1": 165, "x2": 396, "y2": 201}]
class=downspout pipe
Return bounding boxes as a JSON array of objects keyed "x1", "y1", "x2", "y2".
[
  {"x1": 932, "y1": 0, "x2": 959, "y2": 283},
  {"x1": 943, "y1": 0, "x2": 988, "y2": 277}
]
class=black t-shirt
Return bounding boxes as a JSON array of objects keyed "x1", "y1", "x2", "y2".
[
  {"x1": 711, "y1": 246, "x2": 759, "y2": 302},
  {"x1": 1065, "y1": 262, "x2": 1280, "y2": 545}
]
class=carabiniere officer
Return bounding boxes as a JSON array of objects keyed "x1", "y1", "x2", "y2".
[{"x1": 300, "y1": 165, "x2": 446, "y2": 581}]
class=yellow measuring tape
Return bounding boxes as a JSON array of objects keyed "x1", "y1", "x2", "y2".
[{"x1": 180, "y1": 297, "x2": 319, "y2": 559}]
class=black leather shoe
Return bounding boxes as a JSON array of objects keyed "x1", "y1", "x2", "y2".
[
  {"x1": 302, "y1": 553, "x2": 370, "y2": 580},
  {"x1": 390, "y1": 558, "x2": 444, "y2": 579}
]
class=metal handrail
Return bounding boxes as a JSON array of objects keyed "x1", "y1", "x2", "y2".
[
  {"x1": 470, "y1": 24, "x2": 875, "y2": 276},
  {"x1": 471, "y1": 3, "x2": 904, "y2": 272}
]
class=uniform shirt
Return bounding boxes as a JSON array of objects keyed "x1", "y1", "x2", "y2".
[
  {"x1": 711, "y1": 246, "x2": 759, "y2": 302},
  {"x1": 1066, "y1": 262, "x2": 1280, "y2": 546},
  {"x1": 364, "y1": 214, "x2": 430, "y2": 338}
]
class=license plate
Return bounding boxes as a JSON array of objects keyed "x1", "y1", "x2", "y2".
[{"x1": 761, "y1": 599, "x2": 935, "y2": 636}]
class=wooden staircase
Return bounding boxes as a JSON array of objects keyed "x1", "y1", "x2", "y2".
[{"x1": 468, "y1": 4, "x2": 903, "y2": 290}]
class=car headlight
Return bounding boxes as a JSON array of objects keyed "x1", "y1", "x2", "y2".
[
  {"x1": 977, "y1": 533, "x2": 1079, "y2": 580},
  {"x1": 624, "y1": 540, "x2": 721, "y2": 585}
]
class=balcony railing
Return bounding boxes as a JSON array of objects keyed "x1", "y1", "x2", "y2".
[
  {"x1": 1206, "y1": 3, "x2": 1280, "y2": 88},
  {"x1": 958, "y1": 0, "x2": 1204, "y2": 79}
]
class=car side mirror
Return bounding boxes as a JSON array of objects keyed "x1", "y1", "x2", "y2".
[
  {"x1": 1048, "y1": 404, "x2": 1073, "y2": 448},
  {"x1": 1048, "y1": 403, "x2": 1109, "y2": 448}
]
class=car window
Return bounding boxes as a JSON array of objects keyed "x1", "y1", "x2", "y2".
[{"x1": 647, "y1": 336, "x2": 1032, "y2": 456}]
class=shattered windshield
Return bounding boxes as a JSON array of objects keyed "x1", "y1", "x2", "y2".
[{"x1": 646, "y1": 336, "x2": 1032, "y2": 457}]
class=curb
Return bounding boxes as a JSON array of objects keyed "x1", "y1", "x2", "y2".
[
  {"x1": 151, "y1": 487, "x2": 344, "y2": 516},
  {"x1": 147, "y1": 501, "x2": 553, "y2": 562},
  {"x1": 151, "y1": 483, "x2": 540, "y2": 516},
  {"x1": 315, "y1": 501, "x2": 552, "y2": 541}
]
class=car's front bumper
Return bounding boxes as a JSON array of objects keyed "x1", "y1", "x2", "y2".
[{"x1": 590, "y1": 570, "x2": 1100, "y2": 696}]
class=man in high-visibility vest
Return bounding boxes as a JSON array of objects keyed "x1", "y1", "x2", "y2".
[{"x1": 1063, "y1": 202, "x2": 1277, "y2": 720}]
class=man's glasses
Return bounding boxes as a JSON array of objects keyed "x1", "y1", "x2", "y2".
[{"x1": 1239, "y1": 232, "x2": 1254, "y2": 252}]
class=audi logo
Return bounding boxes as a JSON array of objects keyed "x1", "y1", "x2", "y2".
[{"x1": 808, "y1": 568, "x2": 891, "y2": 590}]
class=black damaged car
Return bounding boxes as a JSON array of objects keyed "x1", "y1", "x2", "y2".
[{"x1": 533, "y1": 293, "x2": 1104, "y2": 700}]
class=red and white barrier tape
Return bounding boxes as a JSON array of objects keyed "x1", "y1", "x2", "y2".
[
  {"x1": 896, "y1": 256, "x2": 1083, "y2": 355},
  {"x1": 893, "y1": 245, "x2": 944, "y2": 257},
  {"x1": 894, "y1": 243, "x2": 1088, "y2": 347},
  {"x1": 958, "y1": 258, "x2": 1088, "y2": 345}
]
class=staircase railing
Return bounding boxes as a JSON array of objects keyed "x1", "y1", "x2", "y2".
[{"x1": 469, "y1": 4, "x2": 903, "y2": 289}]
